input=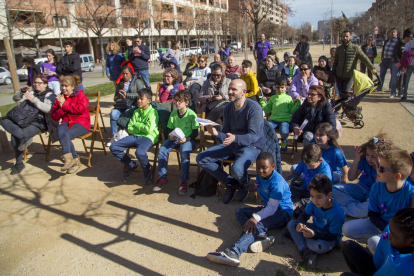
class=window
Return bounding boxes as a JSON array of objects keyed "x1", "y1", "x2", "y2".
[
  {"x1": 120, "y1": 0, "x2": 135, "y2": 6},
  {"x1": 163, "y1": 20, "x2": 174, "y2": 29},
  {"x1": 9, "y1": 10, "x2": 46, "y2": 27},
  {"x1": 53, "y1": 15, "x2": 69, "y2": 28},
  {"x1": 88, "y1": 56, "x2": 93, "y2": 62},
  {"x1": 177, "y1": 7, "x2": 184, "y2": 14},
  {"x1": 162, "y1": 4, "x2": 173, "y2": 13},
  {"x1": 83, "y1": 57, "x2": 88, "y2": 62},
  {"x1": 0, "y1": 68, "x2": 5, "y2": 73}
]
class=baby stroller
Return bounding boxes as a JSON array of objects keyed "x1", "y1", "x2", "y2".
[{"x1": 333, "y1": 70, "x2": 380, "y2": 129}]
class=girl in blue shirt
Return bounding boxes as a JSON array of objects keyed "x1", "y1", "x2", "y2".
[{"x1": 315, "y1": 122, "x2": 349, "y2": 184}]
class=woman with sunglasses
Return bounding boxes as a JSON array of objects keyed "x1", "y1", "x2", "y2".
[
  {"x1": 199, "y1": 63, "x2": 231, "y2": 131},
  {"x1": 1, "y1": 75, "x2": 57, "y2": 174},
  {"x1": 291, "y1": 85, "x2": 336, "y2": 145},
  {"x1": 289, "y1": 62, "x2": 319, "y2": 102},
  {"x1": 360, "y1": 35, "x2": 377, "y2": 80},
  {"x1": 159, "y1": 68, "x2": 184, "y2": 103}
]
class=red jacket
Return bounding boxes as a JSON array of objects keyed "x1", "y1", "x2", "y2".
[{"x1": 51, "y1": 90, "x2": 91, "y2": 131}]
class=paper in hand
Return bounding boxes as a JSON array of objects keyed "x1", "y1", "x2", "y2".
[
  {"x1": 195, "y1": 118, "x2": 219, "y2": 126},
  {"x1": 169, "y1": 128, "x2": 185, "y2": 140},
  {"x1": 294, "y1": 119, "x2": 309, "y2": 140}
]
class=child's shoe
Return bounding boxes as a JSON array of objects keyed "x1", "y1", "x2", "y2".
[
  {"x1": 153, "y1": 178, "x2": 168, "y2": 191},
  {"x1": 143, "y1": 164, "x2": 153, "y2": 185},
  {"x1": 280, "y1": 142, "x2": 288, "y2": 152},
  {"x1": 302, "y1": 248, "x2": 319, "y2": 268},
  {"x1": 178, "y1": 181, "x2": 188, "y2": 195},
  {"x1": 123, "y1": 162, "x2": 138, "y2": 180},
  {"x1": 10, "y1": 163, "x2": 25, "y2": 175},
  {"x1": 207, "y1": 248, "x2": 240, "y2": 266},
  {"x1": 249, "y1": 235, "x2": 275, "y2": 253}
]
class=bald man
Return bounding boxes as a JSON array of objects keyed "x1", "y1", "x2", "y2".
[
  {"x1": 196, "y1": 79, "x2": 264, "y2": 204},
  {"x1": 209, "y1": 54, "x2": 222, "y2": 69}
]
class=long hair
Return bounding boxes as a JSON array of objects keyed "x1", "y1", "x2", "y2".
[
  {"x1": 315, "y1": 122, "x2": 341, "y2": 150},
  {"x1": 22, "y1": 56, "x2": 36, "y2": 68},
  {"x1": 308, "y1": 85, "x2": 326, "y2": 106},
  {"x1": 106, "y1": 41, "x2": 121, "y2": 54},
  {"x1": 45, "y1": 49, "x2": 59, "y2": 66}
]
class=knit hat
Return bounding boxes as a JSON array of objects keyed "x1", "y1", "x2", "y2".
[{"x1": 265, "y1": 55, "x2": 275, "y2": 62}]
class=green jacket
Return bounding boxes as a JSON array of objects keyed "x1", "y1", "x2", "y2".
[
  {"x1": 127, "y1": 105, "x2": 159, "y2": 143},
  {"x1": 333, "y1": 43, "x2": 374, "y2": 79},
  {"x1": 261, "y1": 93, "x2": 300, "y2": 123}
]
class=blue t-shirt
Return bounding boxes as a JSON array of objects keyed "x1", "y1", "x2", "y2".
[
  {"x1": 322, "y1": 145, "x2": 348, "y2": 175},
  {"x1": 368, "y1": 180, "x2": 414, "y2": 223},
  {"x1": 357, "y1": 156, "x2": 377, "y2": 191},
  {"x1": 257, "y1": 170, "x2": 293, "y2": 217},
  {"x1": 254, "y1": 41, "x2": 272, "y2": 60},
  {"x1": 295, "y1": 158, "x2": 333, "y2": 190},
  {"x1": 407, "y1": 176, "x2": 413, "y2": 186},
  {"x1": 373, "y1": 225, "x2": 414, "y2": 275},
  {"x1": 305, "y1": 199, "x2": 346, "y2": 244}
]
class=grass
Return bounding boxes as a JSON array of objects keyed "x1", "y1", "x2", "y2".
[
  {"x1": 0, "y1": 103, "x2": 17, "y2": 119},
  {"x1": 150, "y1": 73, "x2": 164, "y2": 83},
  {"x1": 374, "y1": 49, "x2": 382, "y2": 64}
]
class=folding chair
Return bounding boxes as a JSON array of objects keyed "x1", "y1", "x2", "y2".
[
  {"x1": 23, "y1": 132, "x2": 47, "y2": 161},
  {"x1": 275, "y1": 130, "x2": 298, "y2": 161},
  {"x1": 155, "y1": 82, "x2": 163, "y2": 102}
]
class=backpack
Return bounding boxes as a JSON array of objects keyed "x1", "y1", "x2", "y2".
[
  {"x1": 189, "y1": 169, "x2": 218, "y2": 198},
  {"x1": 399, "y1": 50, "x2": 414, "y2": 69},
  {"x1": 7, "y1": 100, "x2": 39, "y2": 128}
]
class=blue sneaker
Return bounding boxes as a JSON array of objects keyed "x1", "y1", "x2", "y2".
[{"x1": 123, "y1": 162, "x2": 138, "y2": 180}]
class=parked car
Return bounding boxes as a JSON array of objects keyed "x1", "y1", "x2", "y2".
[
  {"x1": 202, "y1": 46, "x2": 215, "y2": 54},
  {"x1": 231, "y1": 42, "x2": 242, "y2": 50},
  {"x1": 16, "y1": 57, "x2": 48, "y2": 82},
  {"x1": 376, "y1": 38, "x2": 384, "y2": 47},
  {"x1": 0, "y1": 67, "x2": 12, "y2": 85},
  {"x1": 149, "y1": 50, "x2": 160, "y2": 62},
  {"x1": 80, "y1": 54, "x2": 95, "y2": 72},
  {"x1": 183, "y1": 48, "x2": 193, "y2": 57},
  {"x1": 190, "y1": 47, "x2": 202, "y2": 54}
]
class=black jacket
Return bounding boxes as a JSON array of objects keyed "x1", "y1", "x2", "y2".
[
  {"x1": 361, "y1": 44, "x2": 377, "y2": 61},
  {"x1": 27, "y1": 65, "x2": 41, "y2": 87},
  {"x1": 291, "y1": 100, "x2": 336, "y2": 133},
  {"x1": 294, "y1": 42, "x2": 313, "y2": 67},
  {"x1": 257, "y1": 64, "x2": 281, "y2": 91},
  {"x1": 128, "y1": 44, "x2": 150, "y2": 71},
  {"x1": 381, "y1": 37, "x2": 404, "y2": 62},
  {"x1": 57, "y1": 51, "x2": 82, "y2": 81}
]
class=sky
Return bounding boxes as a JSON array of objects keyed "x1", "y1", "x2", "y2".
[{"x1": 287, "y1": 0, "x2": 374, "y2": 30}]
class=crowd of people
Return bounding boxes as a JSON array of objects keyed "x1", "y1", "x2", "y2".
[{"x1": 2, "y1": 29, "x2": 414, "y2": 275}]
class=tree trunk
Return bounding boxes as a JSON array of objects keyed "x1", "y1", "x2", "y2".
[
  {"x1": 87, "y1": 30, "x2": 94, "y2": 59},
  {"x1": 34, "y1": 36, "x2": 41, "y2": 57},
  {"x1": 254, "y1": 23, "x2": 259, "y2": 44},
  {"x1": 98, "y1": 33, "x2": 106, "y2": 77}
]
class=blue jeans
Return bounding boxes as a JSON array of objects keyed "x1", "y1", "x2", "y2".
[
  {"x1": 287, "y1": 220, "x2": 337, "y2": 254},
  {"x1": 332, "y1": 183, "x2": 370, "y2": 218},
  {"x1": 379, "y1": 58, "x2": 400, "y2": 96},
  {"x1": 48, "y1": 80, "x2": 61, "y2": 95},
  {"x1": 302, "y1": 130, "x2": 314, "y2": 146},
  {"x1": 57, "y1": 123, "x2": 88, "y2": 158},
  {"x1": 402, "y1": 65, "x2": 414, "y2": 98},
  {"x1": 158, "y1": 139, "x2": 194, "y2": 181},
  {"x1": 230, "y1": 206, "x2": 291, "y2": 256},
  {"x1": 268, "y1": 121, "x2": 290, "y2": 142},
  {"x1": 342, "y1": 219, "x2": 381, "y2": 243},
  {"x1": 109, "y1": 135, "x2": 153, "y2": 169},
  {"x1": 110, "y1": 106, "x2": 137, "y2": 136},
  {"x1": 196, "y1": 143, "x2": 260, "y2": 188},
  {"x1": 137, "y1": 70, "x2": 150, "y2": 89}
]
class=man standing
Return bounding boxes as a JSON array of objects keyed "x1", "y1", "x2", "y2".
[
  {"x1": 128, "y1": 34, "x2": 151, "y2": 88},
  {"x1": 196, "y1": 79, "x2": 264, "y2": 204},
  {"x1": 378, "y1": 28, "x2": 404, "y2": 98},
  {"x1": 333, "y1": 30, "x2": 377, "y2": 99},
  {"x1": 254, "y1": 34, "x2": 272, "y2": 73},
  {"x1": 57, "y1": 40, "x2": 83, "y2": 90}
]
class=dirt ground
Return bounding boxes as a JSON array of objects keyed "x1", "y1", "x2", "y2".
[{"x1": 1, "y1": 45, "x2": 414, "y2": 276}]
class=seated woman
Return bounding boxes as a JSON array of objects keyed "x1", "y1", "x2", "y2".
[
  {"x1": 313, "y1": 56, "x2": 335, "y2": 97},
  {"x1": 159, "y1": 68, "x2": 184, "y2": 103},
  {"x1": 291, "y1": 85, "x2": 336, "y2": 146},
  {"x1": 51, "y1": 75, "x2": 90, "y2": 174},
  {"x1": 187, "y1": 55, "x2": 211, "y2": 108},
  {"x1": 257, "y1": 55, "x2": 281, "y2": 97},
  {"x1": 183, "y1": 54, "x2": 199, "y2": 84},
  {"x1": 110, "y1": 64, "x2": 145, "y2": 137},
  {"x1": 288, "y1": 62, "x2": 319, "y2": 101},
  {"x1": 1, "y1": 75, "x2": 57, "y2": 174},
  {"x1": 199, "y1": 63, "x2": 231, "y2": 131}
]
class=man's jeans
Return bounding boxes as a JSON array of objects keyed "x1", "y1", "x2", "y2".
[
  {"x1": 288, "y1": 220, "x2": 337, "y2": 253},
  {"x1": 230, "y1": 206, "x2": 290, "y2": 256},
  {"x1": 332, "y1": 183, "x2": 370, "y2": 218},
  {"x1": 57, "y1": 123, "x2": 88, "y2": 158},
  {"x1": 110, "y1": 135, "x2": 153, "y2": 169},
  {"x1": 110, "y1": 106, "x2": 137, "y2": 136},
  {"x1": 379, "y1": 58, "x2": 400, "y2": 96},
  {"x1": 158, "y1": 139, "x2": 194, "y2": 181},
  {"x1": 137, "y1": 70, "x2": 150, "y2": 89},
  {"x1": 196, "y1": 143, "x2": 260, "y2": 188},
  {"x1": 342, "y1": 219, "x2": 381, "y2": 243},
  {"x1": 335, "y1": 76, "x2": 353, "y2": 99},
  {"x1": 402, "y1": 65, "x2": 414, "y2": 98},
  {"x1": 269, "y1": 121, "x2": 290, "y2": 142}
]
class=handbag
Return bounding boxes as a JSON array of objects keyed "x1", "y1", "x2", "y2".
[
  {"x1": 113, "y1": 98, "x2": 133, "y2": 110},
  {"x1": 7, "y1": 100, "x2": 39, "y2": 128}
]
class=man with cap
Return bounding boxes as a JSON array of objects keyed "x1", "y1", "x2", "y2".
[
  {"x1": 128, "y1": 34, "x2": 151, "y2": 88},
  {"x1": 57, "y1": 40, "x2": 83, "y2": 90}
]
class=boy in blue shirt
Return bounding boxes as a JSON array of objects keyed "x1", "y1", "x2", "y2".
[
  {"x1": 408, "y1": 151, "x2": 414, "y2": 186},
  {"x1": 285, "y1": 174, "x2": 346, "y2": 268},
  {"x1": 341, "y1": 208, "x2": 414, "y2": 276},
  {"x1": 342, "y1": 150, "x2": 414, "y2": 253},
  {"x1": 286, "y1": 144, "x2": 333, "y2": 216},
  {"x1": 207, "y1": 152, "x2": 293, "y2": 266}
]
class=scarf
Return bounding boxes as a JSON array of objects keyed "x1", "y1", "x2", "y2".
[
  {"x1": 188, "y1": 62, "x2": 199, "y2": 70},
  {"x1": 318, "y1": 55, "x2": 330, "y2": 71},
  {"x1": 164, "y1": 81, "x2": 180, "y2": 98},
  {"x1": 226, "y1": 65, "x2": 239, "y2": 74}
]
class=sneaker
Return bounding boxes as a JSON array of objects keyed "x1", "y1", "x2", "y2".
[
  {"x1": 389, "y1": 95, "x2": 395, "y2": 99},
  {"x1": 178, "y1": 181, "x2": 188, "y2": 195},
  {"x1": 249, "y1": 236, "x2": 275, "y2": 253},
  {"x1": 282, "y1": 229, "x2": 293, "y2": 241},
  {"x1": 143, "y1": 164, "x2": 153, "y2": 185},
  {"x1": 302, "y1": 248, "x2": 319, "y2": 268},
  {"x1": 400, "y1": 97, "x2": 408, "y2": 102},
  {"x1": 123, "y1": 162, "x2": 138, "y2": 181},
  {"x1": 223, "y1": 184, "x2": 238, "y2": 204},
  {"x1": 207, "y1": 248, "x2": 240, "y2": 266},
  {"x1": 17, "y1": 137, "x2": 33, "y2": 151},
  {"x1": 10, "y1": 163, "x2": 25, "y2": 175},
  {"x1": 237, "y1": 185, "x2": 249, "y2": 202},
  {"x1": 153, "y1": 178, "x2": 168, "y2": 191},
  {"x1": 280, "y1": 142, "x2": 287, "y2": 153}
]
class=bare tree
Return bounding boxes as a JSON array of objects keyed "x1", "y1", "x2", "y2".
[
  {"x1": 195, "y1": 9, "x2": 208, "y2": 48},
  {"x1": 330, "y1": 16, "x2": 347, "y2": 46},
  {"x1": 239, "y1": 0, "x2": 275, "y2": 43},
  {"x1": 182, "y1": 6, "x2": 195, "y2": 48}
]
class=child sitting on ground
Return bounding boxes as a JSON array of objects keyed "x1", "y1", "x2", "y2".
[
  {"x1": 109, "y1": 88, "x2": 159, "y2": 184},
  {"x1": 315, "y1": 122, "x2": 349, "y2": 184},
  {"x1": 332, "y1": 136, "x2": 393, "y2": 218},
  {"x1": 285, "y1": 174, "x2": 346, "y2": 268},
  {"x1": 281, "y1": 56, "x2": 299, "y2": 85},
  {"x1": 341, "y1": 208, "x2": 414, "y2": 276},
  {"x1": 240, "y1": 60, "x2": 260, "y2": 102},
  {"x1": 342, "y1": 149, "x2": 414, "y2": 254},
  {"x1": 206, "y1": 152, "x2": 293, "y2": 266},
  {"x1": 260, "y1": 76, "x2": 301, "y2": 152},
  {"x1": 286, "y1": 144, "x2": 332, "y2": 215},
  {"x1": 154, "y1": 90, "x2": 199, "y2": 194}
]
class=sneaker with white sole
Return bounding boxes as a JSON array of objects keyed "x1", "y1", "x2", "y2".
[
  {"x1": 207, "y1": 248, "x2": 240, "y2": 266},
  {"x1": 280, "y1": 142, "x2": 287, "y2": 152},
  {"x1": 249, "y1": 236, "x2": 275, "y2": 253}
]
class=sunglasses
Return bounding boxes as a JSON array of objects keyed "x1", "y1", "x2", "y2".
[
  {"x1": 300, "y1": 68, "x2": 309, "y2": 71},
  {"x1": 377, "y1": 163, "x2": 396, "y2": 174},
  {"x1": 212, "y1": 74, "x2": 221, "y2": 77}
]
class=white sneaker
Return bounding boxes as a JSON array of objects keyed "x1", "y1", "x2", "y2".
[
  {"x1": 389, "y1": 95, "x2": 395, "y2": 99},
  {"x1": 249, "y1": 236, "x2": 275, "y2": 253}
]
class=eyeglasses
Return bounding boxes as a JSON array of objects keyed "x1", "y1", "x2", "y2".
[
  {"x1": 164, "y1": 75, "x2": 172, "y2": 78},
  {"x1": 300, "y1": 68, "x2": 309, "y2": 71},
  {"x1": 212, "y1": 74, "x2": 221, "y2": 77},
  {"x1": 377, "y1": 163, "x2": 396, "y2": 174},
  {"x1": 34, "y1": 82, "x2": 44, "y2": 85},
  {"x1": 199, "y1": 60, "x2": 206, "y2": 62}
]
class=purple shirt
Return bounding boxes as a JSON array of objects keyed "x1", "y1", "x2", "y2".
[
  {"x1": 288, "y1": 73, "x2": 319, "y2": 99},
  {"x1": 41, "y1": 62, "x2": 60, "y2": 82},
  {"x1": 254, "y1": 41, "x2": 272, "y2": 60}
]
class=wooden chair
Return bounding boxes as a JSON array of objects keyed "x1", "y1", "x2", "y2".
[
  {"x1": 155, "y1": 82, "x2": 163, "y2": 102},
  {"x1": 99, "y1": 108, "x2": 107, "y2": 133},
  {"x1": 276, "y1": 130, "x2": 298, "y2": 161},
  {"x1": 23, "y1": 132, "x2": 47, "y2": 161}
]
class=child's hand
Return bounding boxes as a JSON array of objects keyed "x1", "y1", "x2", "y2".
[
  {"x1": 354, "y1": 146, "x2": 363, "y2": 160},
  {"x1": 243, "y1": 217, "x2": 257, "y2": 234},
  {"x1": 302, "y1": 226, "x2": 314, "y2": 239},
  {"x1": 296, "y1": 223, "x2": 305, "y2": 232},
  {"x1": 170, "y1": 136, "x2": 176, "y2": 141},
  {"x1": 178, "y1": 137, "x2": 186, "y2": 144}
]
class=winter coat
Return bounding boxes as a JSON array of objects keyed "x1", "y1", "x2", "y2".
[
  {"x1": 281, "y1": 65, "x2": 300, "y2": 79},
  {"x1": 361, "y1": 44, "x2": 377, "y2": 62},
  {"x1": 114, "y1": 75, "x2": 145, "y2": 103},
  {"x1": 313, "y1": 66, "x2": 335, "y2": 86},
  {"x1": 288, "y1": 72, "x2": 319, "y2": 99},
  {"x1": 106, "y1": 51, "x2": 125, "y2": 81},
  {"x1": 294, "y1": 42, "x2": 313, "y2": 67},
  {"x1": 291, "y1": 99, "x2": 336, "y2": 134},
  {"x1": 128, "y1": 44, "x2": 150, "y2": 71},
  {"x1": 159, "y1": 83, "x2": 185, "y2": 103},
  {"x1": 257, "y1": 64, "x2": 281, "y2": 93},
  {"x1": 166, "y1": 48, "x2": 183, "y2": 65},
  {"x1": 278, "y1": 52, "x2": 291, "y2": 71},
  {"x1": 127, "y1": 104, "x2": 159, "y2": 144},
  {"x1": 333, "y1": 43, "x2": 374, "y2": 79},
  {"x1": 27, "y1": 65, "x2": 41, "y2": 88},
  {"x1": 199, "y1": 77, "x2": 231, "y2": 112},
  {"x1": 240, "y1": 71, "x2": 260, "y2": 98},
  {"x1": 218, "y1": 47, "x2": 230, "y2": 61},
  {"x1": 57, "y1": 51, "x2": 83, "y2": 81},
  {"x1": 381, "y1": 37, "x2": 404, "y2": 62},
  {"x1": 51, "y1": 90, "x2": 90, "y2": 131}
]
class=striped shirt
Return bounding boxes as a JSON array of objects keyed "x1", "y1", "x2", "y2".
[{"x1": 383, "y1": 38, "x2": 398, "y2": 59}]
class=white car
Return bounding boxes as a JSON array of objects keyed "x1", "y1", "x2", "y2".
[
  {"x1": 183, "y1": 48, "x2": 193, "y2": 57},
  {"x1": 0, "y1": 67, "x2": 12, "y2": 85},
  {"x1": 190, "y1": 47, "x2": 202, "y2": 55},
  {"x1": 149, "y1": 50, "x2": 160, "y2": 62},
  {"x1": 17, "y1": 57, "x2": 48, "y2": 82}
]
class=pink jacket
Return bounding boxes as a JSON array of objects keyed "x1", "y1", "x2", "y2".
[{"x1": 159, "y1": 83, "x2": 185, "y2": 103}]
